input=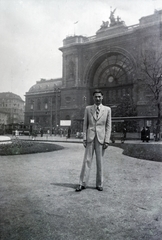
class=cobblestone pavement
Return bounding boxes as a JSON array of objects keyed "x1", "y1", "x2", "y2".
[{"x1": 0, "y1": 141, "x2": 162, "y2": 240}]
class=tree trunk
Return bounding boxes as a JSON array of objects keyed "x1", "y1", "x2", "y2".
[{"x1": 155, "y1": 102, "x2": 161, "y2": 141}]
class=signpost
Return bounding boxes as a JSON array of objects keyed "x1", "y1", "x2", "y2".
[{"x1": 60, "y1": 120, "x2": 71, "y2": 126}]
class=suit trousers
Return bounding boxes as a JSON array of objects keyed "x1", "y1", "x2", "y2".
[{"x1": 79, "y1": 135, "x2": 105, "y2": 188}]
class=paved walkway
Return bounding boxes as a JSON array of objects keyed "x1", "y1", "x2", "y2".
[
  {"x1": 0, "y1": 140, "x2": 162, "y2": 240},
  {"x1": 11, "y1": 134, "x2": 162, "y2": 144}
]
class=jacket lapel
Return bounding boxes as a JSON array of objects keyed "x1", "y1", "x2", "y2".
[{"x1": 90, "y1": 105, "x2": 97, "y2": 120}]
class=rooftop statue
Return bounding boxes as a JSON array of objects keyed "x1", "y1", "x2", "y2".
[
  {"x1": 100, "y1": 21, "x2": 109, "y2": 29},
  {"x1": 97, "y1": 7, "x2": 125, "y2": 33},
  {"x1": 109, "y1": 8, "x2": 125, "y2": 27},
  {"x1": 109, "y1": 8, "x2": 116, "y2": 26}
]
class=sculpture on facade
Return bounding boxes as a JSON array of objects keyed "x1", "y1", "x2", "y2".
[
  {"x1": 98, "y1": 7, "x2": 125, "y2": 32},
  {"x1": 109, "y1": 8, "x2": 116, "y2": 26},
  {"x1": 109, "y1": 8, "x2": 125, "y2": 27},
  {"x1": 100, "y1": 21, "x2": 109, "y2": 29}
]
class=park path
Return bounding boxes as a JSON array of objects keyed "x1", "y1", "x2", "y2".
[{"x1": 0, "y1": 142, "x2": 162, "y2": 240}]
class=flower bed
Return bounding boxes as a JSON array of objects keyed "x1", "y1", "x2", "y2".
[{"x1": 0, "y1": 139, "x2": 64, "y2": 155}]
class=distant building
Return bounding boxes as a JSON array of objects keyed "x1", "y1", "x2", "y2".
[
  {"x1": 0, "y1": 92, "x2": 24, "y2": 125},
  {"x1": 25, "y1": 10, "x2": 162, "y2": 135},
  {"x1": 24, "y1": 78, "x2": 62, "y2": 131},
  {"x1": 0, "y1": 112, "x2": 7, "y2": 125}
]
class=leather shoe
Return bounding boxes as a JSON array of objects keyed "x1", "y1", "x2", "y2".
[
  {"x1": 96, "y1": 187, "x2": 103, "y2": 191},
  {"x1": 75, "y1": 185, "x2": 86, "y2": 192}
]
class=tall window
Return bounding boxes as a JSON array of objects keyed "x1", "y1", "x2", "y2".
[
  {"x1": 37, "y1": 99, "x2": 41, "y2": 110},
  {"x1": 31, "y1": 103, "x2": 34, "y2": 109},
  {"x1": 45, "y1": 103, "x2": 48, "y2": 109},
  {"x1": 44, "y1": 98, "x2": 48, "y2": 109}
]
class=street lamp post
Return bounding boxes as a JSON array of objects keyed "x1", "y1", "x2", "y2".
[
  {"x1": 50, "y1": 96, "x2": 53, "y2": 135},
  {"x1": 159, "y1": 74, "x2": 162, "y2": 140},
  {"x1": 55, "y1": 90, "x2": 58, "y2": 128},
  {"x1": 54, "y1": 84, "x2": 60, "y2": 128},
  {"x1": 155, "y1": 74, "x2": 162, "y2": 141},
  {"x1": 32, "y1": 102, "x2": 34, "y2": 122},
  {"x1": 30, "y1": 100, "x2": 34, "y2": 135}
]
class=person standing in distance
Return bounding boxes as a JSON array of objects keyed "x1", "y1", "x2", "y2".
[{"x1": 76, "y1": 89, "x2": 111, "y2": 192}]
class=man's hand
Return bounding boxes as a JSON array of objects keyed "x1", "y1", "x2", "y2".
[
  {"x1": 83, "y1": 140, "x2": 87, "y2": 148},
  {"x1": 103, "y1": 142, "x2": 109, "y2": 149}
]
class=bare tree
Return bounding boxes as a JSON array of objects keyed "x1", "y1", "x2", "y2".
[
  {"x1": 114, "y1": 93, "x2": 137, "y2": 117},
  {"x1": 140, "y1": 50, "x2": 162, "y2": 140},
  {"x1": 113, "y1": 94, "x2": 137, "y2": 132}
]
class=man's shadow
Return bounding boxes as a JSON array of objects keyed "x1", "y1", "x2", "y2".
[
  {"x1": 50, "y1": 183, "x2": 95, "y2": 190},
  {"x1": 50, "y1": 183, "x2": 76, "y2": 189}
]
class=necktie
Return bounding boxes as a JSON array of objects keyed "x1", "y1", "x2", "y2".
[{"x1": 96, "y1": 106, "x2": 100, "y2": 118}]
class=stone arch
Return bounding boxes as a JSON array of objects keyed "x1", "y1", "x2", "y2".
[
  {"x1": 83, "y1": 47, "x2": 137, "y2": 86},
  {"x1": 83, "y1": 47, "x2": 137, "y2": 108}
]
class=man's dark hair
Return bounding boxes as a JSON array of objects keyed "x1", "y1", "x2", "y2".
[{"x1": 93, "y1": 89, "x2": 103, "y2": 96}]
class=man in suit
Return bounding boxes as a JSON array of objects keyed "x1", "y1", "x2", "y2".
[{"x1": 76, "y1": 89, "x2": 111, "y2": 192}]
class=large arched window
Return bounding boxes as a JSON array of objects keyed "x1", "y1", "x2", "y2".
[
  {"x1": 93, "y1": 54, "x2": 134, "y2": 88},
  {"x1": 89, "y1": 53, "x2": 135, "y2": 106}
]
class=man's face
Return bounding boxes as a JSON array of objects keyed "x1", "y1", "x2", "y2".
[{"x1": 93, "y1": 93, "x2": 103, "y2": 105}]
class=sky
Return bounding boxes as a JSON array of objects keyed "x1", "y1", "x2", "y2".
[{"x1": 0, "y1": 0, "x2": 161, "y2": 100}]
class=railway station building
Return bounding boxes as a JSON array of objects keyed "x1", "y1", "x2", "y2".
[{"x1": 24, "y1": 10, "x2": 162, "y2": 138}]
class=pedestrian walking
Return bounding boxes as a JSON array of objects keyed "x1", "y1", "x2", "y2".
[
  {"x1": 76, "y1": 89, "x2": 111, "y2": 192},
  {"x1": 141, "y1": 127, "x2": 146, "y2": 142},
  {"x1": 121, "y1": 126, "x2": 127, "y2": 143},
  {"x1": 15, "y1": 129, "x2": 19, "y2": 139},
  {"x1": 40, "y1": 128, "x2": 43, "y2": 137},
  {"x1": 67, "y1": 127, "x2": 71, "y2": 138},
  {"x1": 46, "y1": 129, "x2": 50, "y2": 139},
  {"x1": 145, "y1": 126, "x2": 150, "y2": 142}
]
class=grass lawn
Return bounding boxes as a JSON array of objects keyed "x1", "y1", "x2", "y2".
[
  {"x1": 0, "y1": 139, "x2": 64, "y2": 155},
  {"x1": 0, "y1": 139, "x2": 161, "y2": 162},
  {"x1": 111, "y1": 142, "x2": 162, "y2": 162}
]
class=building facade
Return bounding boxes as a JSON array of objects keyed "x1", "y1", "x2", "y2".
[
  {"x1": 0, "y1": 92, "x2": 24, "y2": 125},
  {"x1": 25, "y1": 78, "x2": 62, "y2": 132},
  {"x1": 25, "y1": 10, "x2": 162, "y2": 135}
]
